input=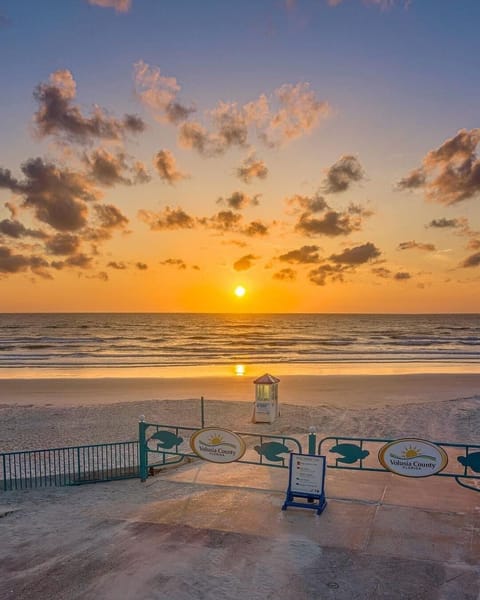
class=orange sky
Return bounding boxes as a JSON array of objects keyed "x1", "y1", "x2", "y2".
[{"x1": 1, "y1": 0, "x2": 479, "y2": 312}]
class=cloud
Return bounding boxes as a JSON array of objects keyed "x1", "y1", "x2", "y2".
[
  {"x1": 308, "y1": 263, "x2": 346, "y2": 286},
  {"x1": 0, "y1": 245, "x2": 49, "y2": 275},
  {"x1": 461, "y1": 252, "x2": 480, "y2": 268},
  {"x1": 133, "y1": 60, "x2": 195, "y2": 125},
  {"x1": 397, "y1": 240, "x2": 436, "y2": 252},
  {"x1": 394, "y1": 271, "x2": 412, "y2": 280},
  {"x1": 467, "y1": 239, "x2": 480, "y2": 250},
  {"x1": 327, "y1": 0, "x2": 410, "y2": 8},
  {"x1": 217, "y1": 191, "x2": 259, "y2": 211},
  {"x1": 138, "y1": 206, "x2": 196, "y2": 230},
  {"x1": 0, "y1": 219, "x2": 46, "y2": 240},
  {"x1": 233, "y1": 254, "x2": 258, "y2": 271},
  {"x1": 296, "y1": 210, "x2": 363, "y2": 237},
  {"x1": 107, "y1": 261, "x2": 127, "y2": 269},
  {"x1": 160, "y1": 258, "x2": 187, "y2": 270},
  {"x1": 153, "y1": 150, "x2": 187, "y2": 185},
  {"x1": 397, "y1": 129, "x2": 480, "y2": 205},
  {"x1": 34, "y1": 69, "x2": 145, "y2": 144},
  {"x1": 205, "y1": 210, "x2": 243, "y2": 231},
  {"x1": 51, "y1": 253, "x2": 93, "y2": 270},
  {"x1": 93, "y1": 204, "x2": 129, "y2": 230},
  {"x1": 278, "y1": 245, "x2": 321, "y2": 264},
  {"x1": 0, "y1": 157, "x2": 98, "y2": 231},
  {"x1": 242, "y1": 221, "x2": 269, "y2": 237},
  {"x1": 427, "y1": 217, "x2": 462, "y2": 229},
  {"x1": 135, "y1": 262, "x2": 148, "y2": 270},
  {"x1": 88, "y1": 0, "x2": 131, "y2": 12},
  {"x1": 273, "y1": 267, "x2": 296, "y2": 281},
  {"x1": 46, "y1": 233, "x2": 81, "y2": 255},
  {"x1": 236, "y1": 155, "x2": 268, "y2": 183},
  {"x1": 286, "y1": 193, "x2": 329, "y2": 214},
  {"x1": 321, "y1": 155, "x2": 365, "y2": 194},
  {"x1": 372, "y1": 266, "x2": 392, "y2": 278},
  {"x1": 329, "y1": 242, "x2": 381, "y2": 265},
  {"x1": 84, "y1": 149, "x2": 150, "y2": 186}
]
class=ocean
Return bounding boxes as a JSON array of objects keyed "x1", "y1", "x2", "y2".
[{"x1": 0, "y1": 313, "x2": 479, "y2": 376}]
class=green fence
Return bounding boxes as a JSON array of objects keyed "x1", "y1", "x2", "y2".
[
  {"x1": 138, "y1": 420, "x2": 305, "y2": 481},
  {"x1": 1, "y1": 441, "x2": 139, "y2": 491},
  {"x1": 318, "y1": 435, "x2": 480, "y2": 493}
]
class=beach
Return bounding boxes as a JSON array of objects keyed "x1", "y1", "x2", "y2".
[{"x1": 1, "y1": 371, "x2": 480, "y2": 451}]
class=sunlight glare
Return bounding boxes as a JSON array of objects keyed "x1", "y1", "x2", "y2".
[{"x1": 234, "y1": 285, "x2": 246, "y2": 298}]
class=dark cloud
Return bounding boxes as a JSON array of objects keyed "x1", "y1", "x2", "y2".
[
  {"x1": 0, "y1": 219, "x2": 46, "y2": 239},
  {"x1": 394, "y1": 271, "x2": 412, "y2": 280},
  {"x1": 372, "y1": 267, "x2": 391, "y2": 278},
  {"x1": 308, "y1": 263, "x2": 346, "y2": 286},
  {"x1": 427, "y1": 217, "x2": 462, "y2": 229},
  {"x1": 279, "y1": 245, "x2": 320, "y2": 264},
  {"x1": 205, "y1": 210, "x2": 243, "y2": 232},
  {"x1": 237, "y1": 155, "x2": 268, "y2": 183},
  {"x1": 84, "y1": 149, "x2": 150, "y2": 186},
  {"x1": 88, "y1": 0, "x2": 131, "y2": 12},
  {"x1": 397, "y1": 240, "x2": 436, "y2": 252},
  {"x1": 46, "y1": 233, "x2": 81, "y2": 255},
  {"x1": 242, "y1": 221, "x2": 268, "y2": 237},
  {"x1": 273, "y1": 268, "x2": 296, "y2": 281},
  {"x1": 329, "y1": 242, "x2": 381, "y2": 265},
  {"x1": 34, "y1": 69, "x2": 145, "y2": 144},
  {"x1": 160, "y1": 258, "x2": 187, "y2": 270},
  {"x1": 94, "y1": 204, "x2": 129, "y2": 230},
  {"x1": 397, "y1": 129, "x2": 480, "y2": 205},
  {"x1": 51, "y1": 253, "x2": 93, "y2": 270},
  {"x1": 233, "y1": 254, "x2": 258, "y2": 271},
  {"x1": 321, "y1": 155, "x2": 365, "y2": 194},
  {"x1": 467, "y1": 239, "x2": 480, "y2": 250},
  {"x1": 153, "y1": 150, "x2": 187, "y2": 185},
  {"x1": 107, "y1": 261, "x2": 127, "y2": 270},
  {"x1": 136, "y1": 262, "x2": 148, "y2": 270},
  {"x1": 461, "y1": 252, "x2": 480, "y2": 268},
  {"x1": 0, "y1": 158, "x2": 97, "y2": 232},
  {"x1": 296, "y1": 210, "x2": 362, "y2": 237},
  {"x1": 217, "y1": 191, "x2": 259, "y2": 211},
  {"x1": 286, "y1": 193, "x2": 328, "y2": 214},
  {"x1": 138, "y1": 207, "x2": 196, "y2": 231},
  {"x1": 0, "y1": 245, "x2": 49, "y2": 275}
]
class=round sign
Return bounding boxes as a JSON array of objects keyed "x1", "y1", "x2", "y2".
[
  {"x1": 190, "y1": 428, "x2": 246, "y2": 463},
  {"x1": 378, "y1": 438, "x2": 448, "y2": 478}
]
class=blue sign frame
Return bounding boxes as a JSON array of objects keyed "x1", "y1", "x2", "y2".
[{"x1": 282, "y1": 453, "x2": 327, "y2": 515}]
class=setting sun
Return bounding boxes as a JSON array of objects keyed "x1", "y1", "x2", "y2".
[{"x1": 234, "y1": 286, "x2": 246, "y2": 298}]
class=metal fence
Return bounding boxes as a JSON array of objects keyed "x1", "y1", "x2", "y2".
[{"x1": 1, "y1": 441, "x2": 139, "y2": 491}]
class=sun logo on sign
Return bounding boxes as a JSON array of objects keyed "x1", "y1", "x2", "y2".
[
  {"x1": 208, "y1": 434, "x2": 224, "y2": 446},
  {"x1": 402, "y1": 445, "x2": 421, "y2": 459}
]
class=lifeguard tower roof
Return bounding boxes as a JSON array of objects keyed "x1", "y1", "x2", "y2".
[{"x1": 253, "y1": 373, "x2": 280, "y2": 384}]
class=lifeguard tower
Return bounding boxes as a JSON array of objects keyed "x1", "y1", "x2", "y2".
[{"x1": 252, "y1": 373, "x2": 280, "y2": 423}]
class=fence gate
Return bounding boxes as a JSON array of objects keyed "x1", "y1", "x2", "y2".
[
  {"x1": 318, "y1": 435, "x2": 480, "y2": 493},
  {"x1": 138, "y1": 420, "x2": 306, "y2": 481}
]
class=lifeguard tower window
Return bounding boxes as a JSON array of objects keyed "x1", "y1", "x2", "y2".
[{"x1": 257, "y1": 384, "x2": 276, "y2": 400}]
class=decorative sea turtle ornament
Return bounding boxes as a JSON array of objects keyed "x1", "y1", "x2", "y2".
[
  {"x1": 457, "y1": 452, "x2": 480, "y2": 473},
  {"x1": 150, "y1": 430, "x2": 183, "y2": 449},
  {"x1": 329, "y1": 443, "x2": 369, "y2": 464},
  {"x1": 254, "y1": 441, "x2": 291, "y2": 462}
]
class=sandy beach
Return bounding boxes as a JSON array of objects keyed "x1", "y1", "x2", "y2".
[{"x1": 1, "y1": 372, "x2": 480, "y2": 452}]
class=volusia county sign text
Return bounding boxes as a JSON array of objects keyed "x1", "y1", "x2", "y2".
[
  {"x1": 190, "y1": 428, "x2": 246, "y2": 463},
  {"x1": 378, "y1": 438, "x2": 448, "y2": 477}
]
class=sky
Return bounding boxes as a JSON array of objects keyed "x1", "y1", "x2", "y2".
[{"x1": 0, "y1": 0, "x2": 479, "y2": 313}]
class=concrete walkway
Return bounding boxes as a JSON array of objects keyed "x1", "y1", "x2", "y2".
[{"x1": 1, "y1": 460, "x2": 479, "y2": 599}]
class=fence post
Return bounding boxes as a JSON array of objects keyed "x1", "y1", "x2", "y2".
[
  {"x1": 200, "y1": 396, "x2": 205, "y2": 428},
  {"x1": 308, "y1": 427, "x2": 317, "y2": 455},
  {"x1": 139, "y1": 416, "x2": 148, "y2": 482}
]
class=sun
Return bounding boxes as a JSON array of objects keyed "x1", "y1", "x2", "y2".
[{"x1": 234, "y1": 285, "x2": 246, "y2": 298}]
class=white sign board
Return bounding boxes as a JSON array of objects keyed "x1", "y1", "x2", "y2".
[
  {"x1": 290, "y1": 453, "x2": 326, "y2": 496},
  {"x1": 190, "y1": 427, "x2": 246, "y2": 463},
  {"x1": 378, "y1": 438, "x2": 448, "y2": 478}
]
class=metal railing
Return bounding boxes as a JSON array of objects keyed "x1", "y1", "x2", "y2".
[{"x1": 1, "y1": 441, "x2": 139, "y2": 491}]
